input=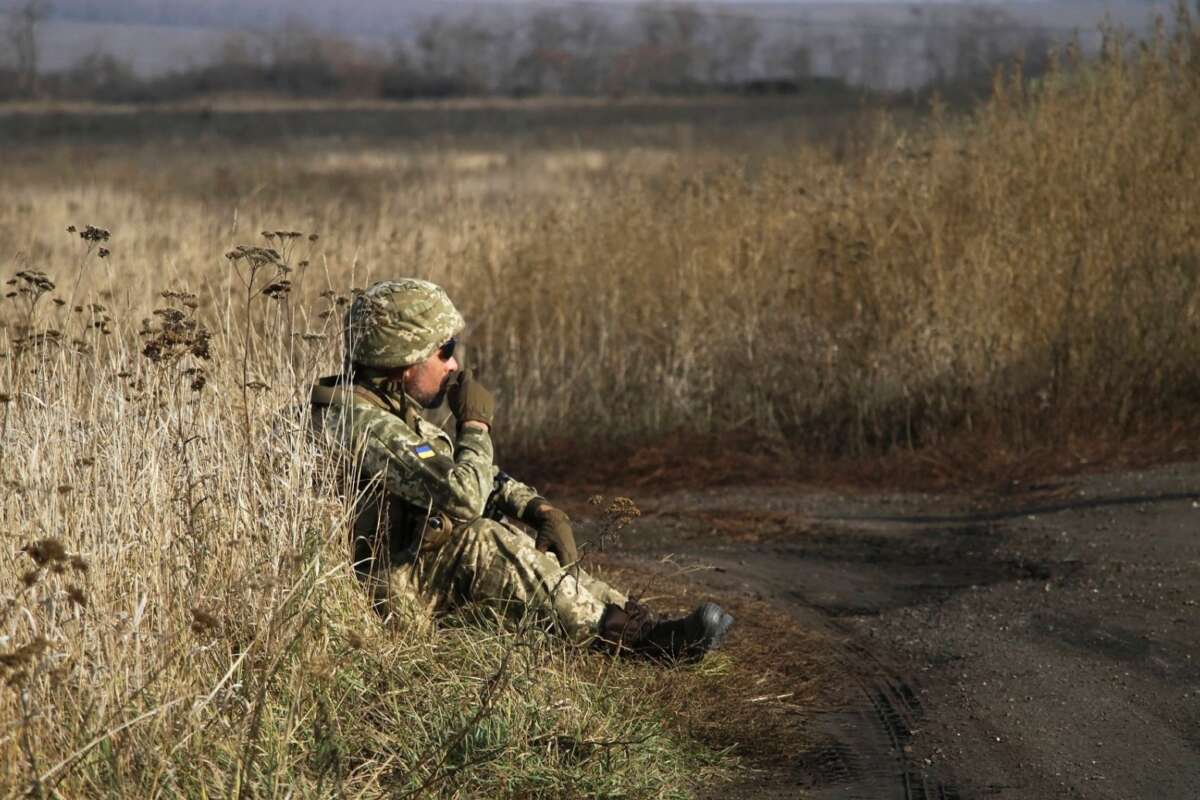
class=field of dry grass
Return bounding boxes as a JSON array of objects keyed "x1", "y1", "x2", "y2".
[{"x1": 1, "y1": 13, "x2": 1198, "y2": 798}]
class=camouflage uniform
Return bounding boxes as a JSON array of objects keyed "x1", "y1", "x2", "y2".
[{"x1": 312, "y1": 280, "x2": 625, "y2": 642}]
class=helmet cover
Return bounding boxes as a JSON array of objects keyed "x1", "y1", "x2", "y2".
[{"x1": 344, "y1": 279, "x2": 464, "y2": 368}]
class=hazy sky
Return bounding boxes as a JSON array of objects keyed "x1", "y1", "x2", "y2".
[{"x1": 31, "y1": 0, "x2": 1175, "y2": 86}]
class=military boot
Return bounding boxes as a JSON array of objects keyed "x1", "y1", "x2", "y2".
[{"x1": 599, "y1": 599, "x2": 734, "y2": 662}]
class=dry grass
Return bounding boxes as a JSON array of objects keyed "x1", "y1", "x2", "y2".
[
  {"x1": 1, "y1": 12, "x2": 1199, "y2": 798},
  {"x1": 0, "y1": 257, "x2": 727, "y2": 796},
  {"x1": 491, "y1": 31, "x2": 1200, "y2": 461}
]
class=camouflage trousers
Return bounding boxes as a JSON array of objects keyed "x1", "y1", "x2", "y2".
[{"x1": 356, "y1": 518, "x2": 626, "y2": 643}]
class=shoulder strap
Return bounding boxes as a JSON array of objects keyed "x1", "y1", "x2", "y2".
[
  {"x1": 350, "y1": 384, "x2": 392, "y2": 412},
  {"x1": 309, "y1": 375, "x2": 393, "y2": 414}
]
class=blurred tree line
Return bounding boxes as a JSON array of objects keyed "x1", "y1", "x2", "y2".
[{"x1": 0, "y1": 0, "x2": 1060, "y2": 103}]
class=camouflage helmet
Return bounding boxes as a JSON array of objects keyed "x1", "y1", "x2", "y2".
[{"x1": 344, "y1": 279, "x2": 464, "y2": 368}]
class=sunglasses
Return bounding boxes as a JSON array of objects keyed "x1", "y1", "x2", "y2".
[{"x1": 437, "y1": 337, "x2": 457, "y2": 361}]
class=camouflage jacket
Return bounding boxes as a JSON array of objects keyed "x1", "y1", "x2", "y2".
[{"x1": 309, "y1": 374, "x2": 540, "y2": 530}]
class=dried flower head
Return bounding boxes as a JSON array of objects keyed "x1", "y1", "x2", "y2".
[
  {"x1": 10, "y1": 269, "x2": 55, "y2": 298},
  {"x1": 0, "y1": 637, "x2": 48, "y2": 671},
  {"x1": 161, "y1": 291, "x2": 198, "y2": 310},
  {"x1": 589, "y1": 496, "x2": 643, "y2": 552},
  {"x1": 22, "y1": 538, "x2": 68, "y2": 566},
  {"x1": 262, "y1": 280, "x2": 292, "y2": 299},
  {"x1": 80, "y1": 225, "x2": 111, "y2": 243},
  {"x1": 182, "y1": 367, "x2": 206, "y2": 392},
  {"x1": 226, "y1": 245, "x2": 283, "y2": 270},
  {"x1": 190, "y1": 607, "x2": 219, "y2": 635},
  {"x1": 605, "y1": 497, "x2": 642, "y2": 527},
  {"x1": 140, "y1": 295, "x2": 212, "y2": 387}
]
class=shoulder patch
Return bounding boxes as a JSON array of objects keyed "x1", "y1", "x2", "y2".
[{"x1": 412, "y1": 443, "x2": 436, "y2": 460}]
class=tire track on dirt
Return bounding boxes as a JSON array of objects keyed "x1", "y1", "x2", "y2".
[
  {"x1": 802, "y1": 639, "x2": 960, "y2": 800},
  {"x1": 616, "y1": 468, "x2": 1200, "y2": 799}
]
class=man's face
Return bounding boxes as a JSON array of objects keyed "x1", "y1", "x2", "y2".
[{"x1": 402, "y1": 340, "x2": 458, "y2": 408}]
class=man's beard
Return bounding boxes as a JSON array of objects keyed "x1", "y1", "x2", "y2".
[{"x1": 422, "y1": 374, "x2": 453, "y2": 409}]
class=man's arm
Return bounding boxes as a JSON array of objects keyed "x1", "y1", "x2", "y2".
[
  {"x1": 356, "y1": 406, "x2": 494, "y2": 522},
  {"x1": 490, "y1": 471, "x2": 542, "y2": 520},
  {"x1": 484, "y1": 473, "x2": 577, "y2": 566}
]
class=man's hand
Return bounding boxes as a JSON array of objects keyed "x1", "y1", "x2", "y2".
[
  {"x1": 523, "y1": 499, "x2": 578, "y2": 566},
  {"x1": 447, "y1": 370, "x2": 495, "y2": 430}
]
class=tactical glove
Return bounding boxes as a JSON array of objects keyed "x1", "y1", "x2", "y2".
[
  {"x1": 523, "y1": 499, "x2": 578, "y2": 567},
  {"x1": 447, "y1": 370, "x2": 495, "y2": 428}
]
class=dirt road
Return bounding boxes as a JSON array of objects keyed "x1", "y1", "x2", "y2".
[{"x1": 596, "y1": 462, "x2": 1200, "y2": 799}]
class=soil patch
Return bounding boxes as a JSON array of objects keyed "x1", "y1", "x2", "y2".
[{"x1": 571, "y1": 461, "x2": 1200, "y2": 798}]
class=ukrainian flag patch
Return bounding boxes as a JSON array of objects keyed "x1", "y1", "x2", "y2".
[{"x1": 413, "y1": 443, "x2": 436, "y2": 460}]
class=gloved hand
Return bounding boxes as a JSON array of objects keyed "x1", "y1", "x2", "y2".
[
  {"x1": 523, "y1": 499, "x2": 578, "y2": 566},
  {"x1": 447, "y1": 370, "x2": 495, "y2": 428}
]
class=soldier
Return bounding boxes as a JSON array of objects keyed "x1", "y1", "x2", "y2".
[{"x1": 309, "y1": 279, "x2": 733, "y2": 660}]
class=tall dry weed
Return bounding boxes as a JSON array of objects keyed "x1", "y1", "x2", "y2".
[
  {"x1": 471, "y1": 13, "x2": 1200, "y2": 457},
  {"x1": 0, "y1": 222, "x2": 722, "y2": 796}
]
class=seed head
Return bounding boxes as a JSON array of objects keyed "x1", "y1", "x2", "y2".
[
  {"x1": 262, "y1": 280, "x2": 292, "y2": 299},
  {"x1": 80, "y1": 225, "x2": 111, "y2": 243},
  {"x1": 190, "y1": 607, "x2": 219, "y2": 635},
  {"x1": 22, "y1": 538, "x2": 68, "y2": 566},
  {"x1": 0, "y1": 637, "x2": 48, "y2": 671},
  {"x1": 141, "y1": 296, "x2": 212, "y2": 367},
  {"x1": 66, "y1": 586, "x2": 88, "y2": 608}
]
